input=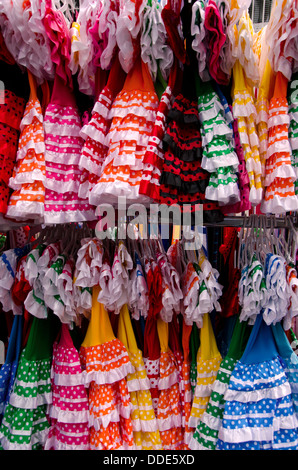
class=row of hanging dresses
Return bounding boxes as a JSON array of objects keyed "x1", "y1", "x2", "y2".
[
  {"x1": 1, "y1": 0, "x2": 298, "y2": 227},
  {"x1": 1, "y1": 227, "x2": 298, "y2": 450}
]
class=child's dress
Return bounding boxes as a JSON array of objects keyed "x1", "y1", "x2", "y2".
[
  {"x1": 7, "y1": 71, "x2": 46, "y2": 223},
  {"x1": 0, "y1": 314, "x2": 59, "y2": 450},
  {"x1": 89, "y1": 57, "x2": 159, "y2": 207},
  {"x1": 43, "y1": 73, "x2": 96, "y2": 224},
  {"x1": 217, "y1": 314, "x2": 298, "y2": 450},
  {"x1": 190, "y1": 317, "x2": 252, "y2": 450},
  {"x1": 261, "y1": 71, "x2": 298, "y2": 214},
  {"x1": 45, "y1": 324, "x2": 90, "y2": 450},
  {"x1": 117, "y1": 304, "x2": 162, "y2": 450},
  {"x1": 79, "y1": 286, "x2": 135, "y2": 450},
  {"x1": 156, "y1": 318, "x2": 184, "y2": 450},
  {"x1": 188, "y1": 313, "x2": 222, "y2": 432}
]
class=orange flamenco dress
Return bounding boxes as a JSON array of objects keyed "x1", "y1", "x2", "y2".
[
  {"x1": 7, "y1": 70, "x2": 46, "y2": 223},
  {"x1": 90, "y1": 57, "x2": 159, "y2": 207},
  {"x1": 261, "y1": 71, "x2": 298, "y2": 214},
  {"x1": 79, "y1": 286, "x2": 135, "y2": 450},
  {"x1": 117, "y1": 304, "x2": 162, "y2": 450}
]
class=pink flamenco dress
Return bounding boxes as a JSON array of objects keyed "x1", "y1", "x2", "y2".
[
  {"x1": 79, "y1": 286, "x2": 135, "y2": 450},
  {"x1": 261, "y1": 71, "x2": 298, "y2": 214},
  {"x1": 156, "y1": 318, "x2": 184, "y2": 450},
  {"x1": 6, "y1": 70, "x2": 46, "y2": 223},
  {"x1": 43, "y1": 73, "x2": 96, "y2": 224},
  {"x1": 89, "y1": 57, "x2": 159, "y2": 207},
  {"x1": 45, "y1": 324, "x2": 90, "y2": 450},
  {"x1": 117, "y1": 304, "x2": 162, "y2": 450}
]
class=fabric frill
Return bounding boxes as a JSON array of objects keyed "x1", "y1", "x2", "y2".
[{"x1": 156, "y1": 318, "x2": 184, "y2": 450}]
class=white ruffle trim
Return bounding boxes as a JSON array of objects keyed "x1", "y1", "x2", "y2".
[
  {"x1": 43, "y1": 208, "x2": 96, "y2": 224},
  {"x1": 82, "y1": 361, "x2": 135, "y2": 387}
]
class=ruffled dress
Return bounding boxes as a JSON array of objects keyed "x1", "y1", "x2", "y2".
[
  {"x1": 7, "y1": 71, "x2": 45, "y2": 223},
  {"x1": 45, "y1": 324, "x2": 90, "y2": 450},
  {"x1": 78, "y1": 57, "x2": 127, "y2": 203},
  {"x1": 43, "y1": 74, "x2": 96, "y2": 224},
  {"x1": 261, "y1": 71, "x2": 298, "y2": 214},
  {"x1": 0, "y1": 314, "x2": 59, "y2": 450},
  {"x1": 272, "y1": 322, "x2": 298, "y2": 420},
  {"x1": 143, "y1": 257, "x2": 162, "y2": 415},
  {"x1": 90, "y1": 58, "x2": 159, "y2": 207},
  {"x1": 232, "y1": 60, "x2": 262, "y2": 206},
  {"x1": 156, "y1": 318, "x2": 184, "y2": 450},
  {"x1": 117, "y1": 305, "x2": 162, "y2": 450},
  {"x1": 159, "y1": 90, "x2": 224, "y2": 224},
  {"x1": 79, "y1": 286, "x2": 135, "y2": 450},
  {"x1": 0, "y1": 314, "x2": 23, "y2": 423},
  {"x1": 197, "y1": 79, "x2": 240, "y2": 208},
  {"x1": 140, "y1": 0, "x2": 174, "y2": 83},
  {"x1": 190, "y1": 317, "x2": 252, "y2": 450},
  {"x1": 188, "y1": 313, "x2": 222, "y2": 432},
  {"x1": 204, "y1": 0, "x2": 229, "y2": 86},
  {"x1": 139, "y1": 65, "x2": 179, "y2": 203},
  {"x1": 256, "y1": 59, "x2": 275, "y2": 188},
  {"x1": 0, "y1": 56, "x2": 28, "y2": 216},
  {"x1": 217, "y1": 314, "x2": 298, "y2": 450},
  {"x1": 288, "y1": 70, "x2": 298, "y2": 195}
]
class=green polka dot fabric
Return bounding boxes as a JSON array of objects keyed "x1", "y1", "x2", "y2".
[
  {"x1": 288, "y1": 72, "x2": 298, "y2": 194},
  {"x1": 196, "y1": 80, "x2": 240, "y2": 206},
  {"x1": 0, "y1": 351, "x2": 52, "y2": 450},
  {"x1": 189, "y1": 356, "x2": 237, "y2": 449}
]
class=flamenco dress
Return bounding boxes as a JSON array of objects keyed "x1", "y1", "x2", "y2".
[
  {"x1": 79, "y1": 286, "x2": 135, "y2": 450},
  {"x1": 217, "y1": 313, "x2": 298, "y2": 450},
  {"x1": 0, "y1": 313, "x2": 59, "y2": 450}
]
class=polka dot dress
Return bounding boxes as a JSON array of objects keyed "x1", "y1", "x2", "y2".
[
  {"x1": 261, "y1": 71, "x2": 298, "y2": 214},
  {"x1": 43, "y1": 75, "x2": 96, "y2": 224},
  {"x1": 45, "y1": 324, "x2": 89, "y2": 450},
  {"x1": 190, "y1": 318, "x2": 252, "y2": 450},
  {"x1": 0, "y1": 315, "x2": 58, "y2": 450},
  {"x1": 7, "y1": 71, "x2": 46, "y2": 222},
  {"x1": 89, "y1": 58, "x2": 159, "y2": 207},
  {"x1": 79, "y1": 287, "x2": 135, "y2": 450},
  {"x1": 156, "y1": 318, "x2": 184, "y2": 450},
  {"x1": 217, "y1": 315, "x2": 298, "y2": 450},
  {"x1": 188, "y1": 314, "x2": 222, "y2": 431}
]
